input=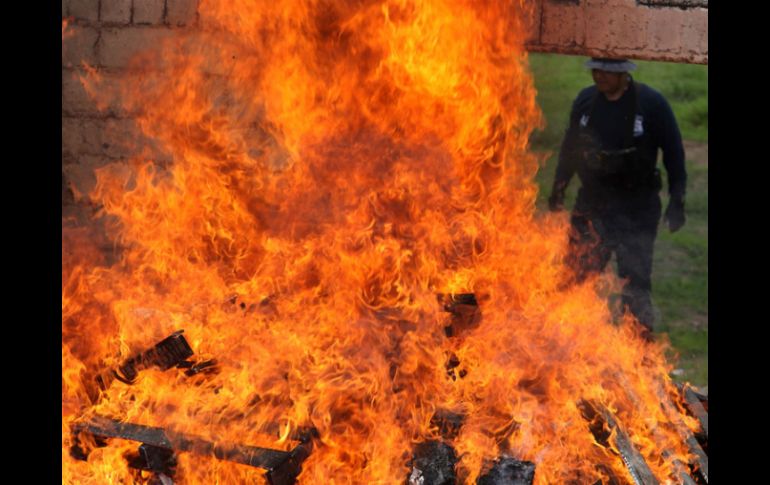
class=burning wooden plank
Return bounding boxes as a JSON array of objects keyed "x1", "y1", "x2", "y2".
[
  {"x1": 125, "y1": 443, "x2": 177, "y2": 482},
  {"x1": 113, "y1": 330, "x2": 195, "y2": 382},
  {"x1": 653, "y1": 385, "x2": 708, "y2": 484},
  {"x1": 681, "y1": 385, "x2": 708, "y2": 440},
  {"x1": 177, "y1": 358, "x2": 220, "y2": 377},
  {"x1": 578, "y1": 400, "x2": 660, "y2": 485},
  {"x1": 91, "y1": 330, "x2": 196, "y2": 399},
  {"x1": 611, "y1": 372, "x2": 699, "y2": 484},
  {"x1": 71, "y1": 415, "x2": 315, "y2": 485},
  {"x1": 477, "y1": 456, "x2": 535, "y2": 485}
]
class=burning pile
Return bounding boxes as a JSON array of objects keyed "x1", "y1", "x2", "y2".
[{"x1": 62, "y1": 1, "x2": 706, "y2": 483}]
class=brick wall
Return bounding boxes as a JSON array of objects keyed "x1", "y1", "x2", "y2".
[
  {"x1": 62, "y1": 0, "x2": 199, "y2": 215},
  {"x1": 525, "y1": 0, "x2": 708, "y2": 64}
]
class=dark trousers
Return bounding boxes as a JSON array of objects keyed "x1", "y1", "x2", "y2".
[{"x1": 566, "y1": 189, "x2": 662, "y2": 331}]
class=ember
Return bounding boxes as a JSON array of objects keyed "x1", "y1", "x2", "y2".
[{"x1": 63, "y1": 0, "x2": 706, "y2": 483}]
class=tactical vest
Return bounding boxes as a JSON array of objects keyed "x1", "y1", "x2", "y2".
[{"x1": 576, "y1": 82, "x2": 662, "y2": 193}]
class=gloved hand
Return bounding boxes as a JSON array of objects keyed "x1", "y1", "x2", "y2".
[{"x1": 664, "y1": 196, "x2": 685, "y2": 232}]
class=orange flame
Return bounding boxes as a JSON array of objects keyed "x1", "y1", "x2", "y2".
[
  {"x1": 63, "y1": 1, "x2": 699, "y2": 483},
  {"x1": 62, "y1": 17, "x2": 72, "y2": 40}
]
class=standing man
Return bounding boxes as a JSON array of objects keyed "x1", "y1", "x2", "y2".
[{"x1": 548, "y1": 58, "x2": 686, "y2": 340}]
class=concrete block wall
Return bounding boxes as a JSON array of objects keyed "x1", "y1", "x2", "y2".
[
  {"x1": 525, "y1": 0, "x2": 708, "y2": 64},
  {"x1": 62, "y1": 0, "x2": 199, "y2": 210}
]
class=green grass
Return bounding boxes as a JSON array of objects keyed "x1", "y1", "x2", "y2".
[
  {"x1": 527, "y1": 53, "x2": 708, "y2": 387},
  {"x1": 654, "y1": 157, "x2": 708, "y2": 386}
]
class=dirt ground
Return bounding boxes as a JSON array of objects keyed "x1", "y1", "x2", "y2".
[{"x1": 684, "y1": 140, "x2": 708, "y2": 165}]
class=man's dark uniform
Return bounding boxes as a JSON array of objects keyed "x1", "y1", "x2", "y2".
[{"x1": 550, "y1": 63, "x2": 686, "y2": 333}]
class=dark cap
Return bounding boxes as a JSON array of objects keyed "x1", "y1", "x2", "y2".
[{"x1": 584, "y1": 57, "x2": 637, "y2": 72}]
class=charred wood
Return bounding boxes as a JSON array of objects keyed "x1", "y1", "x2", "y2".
[
  {"x1": 177, "y1": 358, "x2": 220, "y2": 377},
  {"x1": 476, "y1": 456, "x2": 535, "y2": 485},
  {"x1": 114, "y1": 330, "x2": 194, "y2": 383},
  {"x1": 126, "y1": 443, "x2": 178, "y2": 476},
  {"x1": 671, "y1": 383, "x2": 708, "y2": 455},
  {"x1": 71, "y1": 415, "x2": 315, "y2": 484},
  {"x1": 676, "y1": 384, "x2": 707, "y2": 411},
  {"x1": 408, "y1": 441, "x2": 458, "y2": 485},
  {"x1": 681, "y1": 385, "x2": 708, "y2": 441},
  {"x1": 265, "y1": 437, "x2": 314, "y2": 485},
  {"x1": 578, "y1": 400, "x2": 660, "y2": 485},
  {"x1": 91, "y1": 331, "x2": 195, "y2": 398},
  {"x1": 612, "y1": 372, "x2": 699, "y2": 484},
  {"x1": 654, "y1": 385, "x2": 708, "y2": 483}
]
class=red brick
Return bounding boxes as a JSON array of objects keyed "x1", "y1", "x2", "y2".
[
  {"x1": 681, "y1": 7, "x2": 708, "y2": 57},
  {"x1": 62, "y1": 26, "x2": 99, "y2": 68},
  {"x1": 98, "y1": 27, "x2": 176, "y2": 68},
  {"x1": 522, "y1": 0, "x2": 542, "y2": 45},
  {"x1": 62, "y1": 117, "x2": 86, "y2": 156},
  {"x1": 101, "y1": 118, "x2": 173, "y2": 160},
  {"x1": 166, "y1": 0, "x2": 199, "y2": 27},
  {"x1": 541, "y1": 2, "x2": 585, "y2": 48},
  {"x1": 66, "y1": 0, "x2": 99, "y2": 23},
  {"x1": 646, "y1": 7, "x2": 684, "y2": 53},
  {"x1": 94, "y1": 73, "x2": 127, "y2": 117},
  {"x1": 527, "y1": 0, "x2": 707, "y2": 64},
  {"x1": 585, "y1": 0, "x2": 642, "y2": 6},
  {"x1": 80, "y1": 119, "x2": 110, "y2": 156},
  {"x1": 616, "y1": 6, "x2": 648, "y2": 50},
  {"x1": 62, "y1": 69, "x2": 99, "y2": 116},
  {"x1": 72, "y1": 118, "x2": 126, "y2": 158},
  {"x1": 101, "y1": 118, "x2": 144, "y2": 159},
  {"x1": 63, "y1": 155, "x2": 119, "y2": 198},
  {"x1": 62, "y1": 117, "x2": 162, "y2": 161},
  {"x1": 65, "y1": 68, "x2": 142, "y2": 117},
  {"x1": 133, "y1": 0, "x2": 166, "y2": 25},
  {"x1": 584, "y1": 5, "x2": 647, "y2": 52},
  {"x1": 101, "y1": 0, "x2": 132, "y2": 24}
]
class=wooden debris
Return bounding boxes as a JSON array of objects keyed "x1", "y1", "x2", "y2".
[
  {"x1": 71, "y1": 415, "x2": 315, "y2": 485},
  {"x1": 653, "y1": 384, "x2": 708, "y2": 484},
  {"x1": 578, "y1": 400, "x2": 660, "y2": 485},
  {"x1": 91, "y1": 330, "x2": 195, "y2": 399},
  {"x1": 408, "y1": 441, "x2": 457, "y2": 485},
  {"x1": 114, "y1": 330, "x2": 194, "y2": 383},
  {"x1": 682, "y1": 385, "x2": 708, "y2": 440},
  {"x1": 477, "y1": 456, "x2": 535, "y2": 485},
  {"x1": 612, "y1": 372, "x2": 700, "y2": 484},
  {"x1": 126, "y1": 443, "x2": 177, "y2": 476}
]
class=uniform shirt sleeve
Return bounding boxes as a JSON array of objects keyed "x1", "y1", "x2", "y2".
[
  {"x1": 553, "y1": 94, "x2": 583, "y2": 192},
  {"x1": 655, "y1": 93, "x2": 687, "y2": 199}
]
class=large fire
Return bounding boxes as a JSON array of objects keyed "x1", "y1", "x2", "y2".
[{"x1": 62, "y1": 0, "x2": 700, "y2": 483}]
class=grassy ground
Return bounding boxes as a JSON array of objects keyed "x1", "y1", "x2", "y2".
[{"x1": 527, "y1": 53, "x2": 708, "y2": 387}]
